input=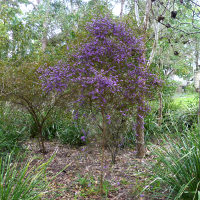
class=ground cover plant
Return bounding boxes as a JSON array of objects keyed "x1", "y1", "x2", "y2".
[
  {"x1": 151, "y1": 129, "x2": 200, "y2": 200},
  {"x1": 0, "y1": 153, "x2": 53, "y2": 200},
  {"x1": 0, "y1": 104, "x2": 29, "y2": 157}
]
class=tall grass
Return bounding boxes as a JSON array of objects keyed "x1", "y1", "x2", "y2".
[
  {"x1": 152, "y1": 129, "x2": 200, "y2": 200},
  {"x1": 0, "y1": 153, "x2": 54, "y2": 200}
]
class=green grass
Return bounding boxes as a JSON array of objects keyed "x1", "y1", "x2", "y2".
[
  {"x1": 0, "y1": 153, "x2": 55, "y2": 200},
  {"x1": 173, "y1": 93, "x2": 198, "y2": 109},
  {"x1": 151, "y1": 129, "x2": 200, "y2": 200}
]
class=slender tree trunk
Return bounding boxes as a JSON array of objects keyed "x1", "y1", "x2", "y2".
[
  {"x1": 147, "y1": 20, "x2": 159, "y2": 67},
  {"x1": 32, "y1": 114, "x2": 46, "y2": 153},
  {"x1": 198, "y1": 81, "x2": 200, "y2": 125},
  {"x1": 195, "y1": 39, "x2": 199, "y2": 71},
  {"x1": 135, "y1": 0, "x2": 140, "y2": 26},
  {"x1": 42, "y1": 22, "x2": 48, "y2": 52},
  {"x1": 38, "y1": 125, "x2": 46, "y2": 153},
  {"x1": 100, "y1": 109, "x2": 106, "y2": 196},
  {"x1": 135, "y1": 0, "x2": 152, "y2": 158},
  {"x1": 41, "y1": 0, "x2": 50, "y2": 52},
  {"x1": 136, "y1": 107, "x2": 146, "y2": 158},
  {"x1": 158, "y1": 92, "x2": 163, "y2": 126},
  {"x1": 120, "y1": 0, "x2": 125, "y2": 19}
]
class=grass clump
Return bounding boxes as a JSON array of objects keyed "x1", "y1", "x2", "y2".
[
  {"x1": 0, "y1": 152, "x2": 54, "y2": 200},
  {"x1": 152, "y1": 129, "x2": 200, "y2": 199}
]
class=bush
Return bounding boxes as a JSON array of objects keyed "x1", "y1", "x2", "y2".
[
  {"x1": 122, "y1": 128, "x2": 136, "y2": 147},
  {"x1": 58, "y1": 122, "x2": 87, "y2": 146},
  {"x1": 162, "y1": 101, "x2": 197, "y2": 135},
  {"x1": 29, "y1": 119, "x2": 59, "y2": 141},
  {"x1": 0, "y1": 104, "x2": 28, "y2": 156},
  {"x1": 143, "y1": 96, "x2": 198, "y2": 141},
  {"x1": 28, "y1": 109, "x2": 88, "y2": 146},
  {"x1": 185, "y1": 84, "x2": 196, "y2": 94},
  {"x1": 0, "y1": 128, "x2": 24, "y2": 157},
  {"x1": 0, "y1": 103, "x2": 30, "y2": 134},
  {"x1": 152, "y1": 130, "x2": 200, "y2": 199},
  {"x1": 0, "y1": 153, "x2": 54, "y2": 200}
]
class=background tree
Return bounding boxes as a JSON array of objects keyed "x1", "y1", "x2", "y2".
[
  {"x1": 126, "y1": 0, "x2": 200, "y2": 157},
  {"x1": 0, "y1": 61, "x2": 76, "y2": 153}
]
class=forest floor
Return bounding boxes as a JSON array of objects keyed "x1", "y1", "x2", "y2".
[{"x1": 25, "y1": 140, "x2": 165, "y2": 200}]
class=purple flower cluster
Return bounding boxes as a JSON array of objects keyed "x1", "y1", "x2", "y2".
[
  {"x1": 38, "y1": 61, "x2": 75, "y2": 93},
  {"x1": 38, "y1": 16, "x2": 161, "y2": 121}
]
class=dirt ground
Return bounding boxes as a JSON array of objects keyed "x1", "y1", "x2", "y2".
[{"x1": 25, "y1": 140, "x2": 162, "y2": 200}]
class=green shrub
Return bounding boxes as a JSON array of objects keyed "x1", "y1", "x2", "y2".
[
  {"x1": 122, "y1": 128, "x2": 136, "y2": 147},
  {"x1": 0, "y1": 153, "x2": 54, "y2": 200},
  {"x1": 185, "y1": 84, "x2": 196, "y2": 94},
  {"x1": 0, "y1": 103, "x2": 30, "y2": 134},
  {"x1": 41, "y1": 111, "x2": 70, "y2": 140},
  {"x1": 59, "y1": 122, "x2": 87, "y2": 146},
  {"x1": 162, "y1": 102, "x2": 197, "y2": 135},
  {"x1": 43, "y1": 121, "x2": 59, "y2": 140},
  {"x1": 28, "y1": 109, "x2": 88, "y2": 146},
  {"x1": 0, "y1": 104, "x2": 29, "y2": 156},
  {"x1": 29, "y1": 120, "x2": 59, "y2": 141},
  {"x1": 0, "y1": 128, "x2": 25, "y2": 157},
  {"x1": 143, "y1": 96, "x2": 198, "y2": 141},
  {"x1": 144, "y1": 110, "x2": 161, "y2": 141},
  {"x1": 152, "y1": 130, "x2": 200, "y2": 199}
]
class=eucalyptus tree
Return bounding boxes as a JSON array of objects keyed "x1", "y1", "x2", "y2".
[
  {"x1": 120, "y1": 0, "x2": 200, "y2": 157},
  {"x1": 0, "y1": 0, "x2": 33, "y2": 65}
]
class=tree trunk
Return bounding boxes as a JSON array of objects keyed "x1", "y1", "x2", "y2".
[
  {"x1": 147, "y1": 20, "x2": 159, "y2": 67},
  {"x1": 42, "y1": 24, "x2": 47, "y2": 52},
  {"x1": 195, "y1": 39, "x2": 199, "y2": 71},
  {"x1": 41, "y1": 0, "x2": 50, "y2": 52},
  {"x1": 158, "y1": 92, "x2": 163, "y2": 126},
  {"x1": 135, "y1": 0, "x2": 152, "y2": 158},
  {"x1": 134, "y1": 0, "x2": 140, "y2": 26},
  {"x1": 100, "y1": 109, "x2": 106, "y2": 195},
  {"x1": 38, "y1": 125, "x2": 46, "y2": 153},
  {"x1": 120, "y1": 0, "x2": 125, "y2": 19},
  {"x1": 198, "y1": 81, "x2": 200, "y2": 125},
  {"x1": 136, "y1": 107, "x2": 146, "y2": 158}
]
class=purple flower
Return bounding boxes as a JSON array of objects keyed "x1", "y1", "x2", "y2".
[
  {"x1": 88, "y1": 183, "x2": 91, "y2": 187},
  {"x1": 106, "y1": 115, "x2": 111, "y2": 124},
  {"x1": 81, "y1": 136, "x2": 86, "y2": 142},
  {"x1": 81, "y1": 147, "x2": 86, "y2": 151}
]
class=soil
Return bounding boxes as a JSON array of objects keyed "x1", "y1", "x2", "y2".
[{"x1": 25, "y1": 140, "x2": 164, "y2": 200}]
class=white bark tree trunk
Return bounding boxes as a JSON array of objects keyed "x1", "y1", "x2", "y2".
[
  {"x1": 135, "y1": 0, "x2": 140, "y2": 26},
  {"x1": 195, "y1": 39, "x2": 199, "y2": 71},
  {"x1": 120, "y1": 0, "x2": 125, "y2": 19},
  {"x1": 147, "y1": 20, "x2": 160, "y2": 67},
  {"x1": 135, "y1": 0, "x2": 152, "y2": 158}
]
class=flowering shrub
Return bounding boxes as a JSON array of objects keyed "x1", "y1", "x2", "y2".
[
  {"x1": 39, "y1": 16, "x2": 161, "y2": 119},
  {"x1": 39, "y1": 16, "x2": 161, "y2": 193}
]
